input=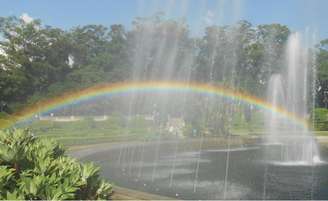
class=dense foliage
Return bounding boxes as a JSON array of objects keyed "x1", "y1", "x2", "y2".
[
  {"x1": 0, "y1": 129, "x2": 112, "y2": 200},
  {"x1": 313, "y1": 108, "x2": 328, "y2": 131},
  {"x1": 316, "y1": 39, "x2": 328, "y2": 107},
  {"x1": 0, "y1": 15, "x2": 328, "y2": 133},
  {"x1": 0, "y1": 15, "x2": 327, "y2": 113}
]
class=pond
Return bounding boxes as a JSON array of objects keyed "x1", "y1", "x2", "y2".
[{"x1": 78, "y1": 139, "x2": 328, "y2": 200}]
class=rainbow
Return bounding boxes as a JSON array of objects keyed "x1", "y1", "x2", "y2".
[{"x1": 1, "y1": 81, "x2": 308, "y2": 128}]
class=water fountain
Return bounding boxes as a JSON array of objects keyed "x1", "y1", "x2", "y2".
[
  {"x1": 265, "y1": 32, "x2": 320, "y2": 165},
  {"x1": 20, "y1": 1, "x2": 328, "y2": 199}
]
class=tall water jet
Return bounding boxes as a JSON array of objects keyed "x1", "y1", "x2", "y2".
[
  {"x1": 265, "y1": 32, "x2": 320, "y2": 165},
  {"x1": 266, "y1": 74, "x2": 285, "y2": 145}
]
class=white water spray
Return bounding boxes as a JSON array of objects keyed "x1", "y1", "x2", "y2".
[{"x1": 265, "y1": 32, "x2": 320, "y2": 165}]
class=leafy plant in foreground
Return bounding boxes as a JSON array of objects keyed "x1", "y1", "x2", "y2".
[{"x1": 0, "y1": 129, "x2": 112, "y2": 200}]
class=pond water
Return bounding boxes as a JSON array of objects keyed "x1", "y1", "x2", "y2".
[{"x1": 79, "y1": 140, "x2": 328, "y2": 200}]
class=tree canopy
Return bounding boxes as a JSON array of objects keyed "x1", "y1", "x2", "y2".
[{"x1": 0, "y1": 15, "x2": 327, "y2": 114}]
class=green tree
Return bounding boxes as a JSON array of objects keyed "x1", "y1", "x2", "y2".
[
  {"x1": 127, "y1": 14, "x2": 192, "y2": 80},
  {"x1": 316, "y1": 39, "x2": 328, "y2": 108},
  {"x1": 0, "y1": 17, "x2": 74, "y2": 111}
]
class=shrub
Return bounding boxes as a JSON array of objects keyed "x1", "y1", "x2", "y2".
[
  {"x1": 313, "y1": 108, "x2": 328, "y2": 131},
  {"x1": 0, "y1": 113, "x2": 17, "y2": 129},
  {"x1": 0, "y1": 129, "x2": 112, "y2": 200}
]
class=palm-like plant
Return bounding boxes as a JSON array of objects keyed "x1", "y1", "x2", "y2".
[
  {"x1": 0, "y1": 129, "x2": 34, "y2": 173},
  {"x1": 0, "y1": 129, "x2": 112, "y2": 200}
]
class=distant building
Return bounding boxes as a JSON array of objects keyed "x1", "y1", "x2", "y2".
[
  {"x1": 166, "y1": 117, "x2": 185, "y2": 138},
  {"x1": 144, "y1": 114, "x2": 155, "y2": 121},
  {"x1": 39, "y1": 115, "x2": 82, "y2": 122},
  {"x1": 40, "y1": 115, "x2": 109, "y2": 122},
  {"x1": 93, "y1": 115, "x2": 108, "y2": 121}
]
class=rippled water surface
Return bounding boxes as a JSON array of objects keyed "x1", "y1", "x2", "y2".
[{"x1": 79, "y1": 141, "x2": 328, "y2": 200}]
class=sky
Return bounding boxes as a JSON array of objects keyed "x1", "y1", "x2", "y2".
[{"x1": 0, "y1": 0, "x2": 327, "y2": 40}]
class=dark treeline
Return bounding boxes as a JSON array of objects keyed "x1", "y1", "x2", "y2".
[{"x1": 0, "y1": 15, "x2": 328, "y2": 113}]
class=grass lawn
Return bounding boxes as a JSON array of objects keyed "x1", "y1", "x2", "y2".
[
  {"x1": 314, "y1": 131, "x2": 328, "y2": 136},
  {"x1": 2, "y1": 111, "x2": 328, "y2": 147},
  {"x1": 23, "y1": 116, "x2": 157, "y2": 146}
]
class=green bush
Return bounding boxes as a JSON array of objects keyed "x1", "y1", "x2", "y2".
[
  {"x1": 313, "y1": 108, "x2": 328, "y2": 131},
  {"x1": 0, "y1": 129, "x2": 112, "y2": 200}
]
